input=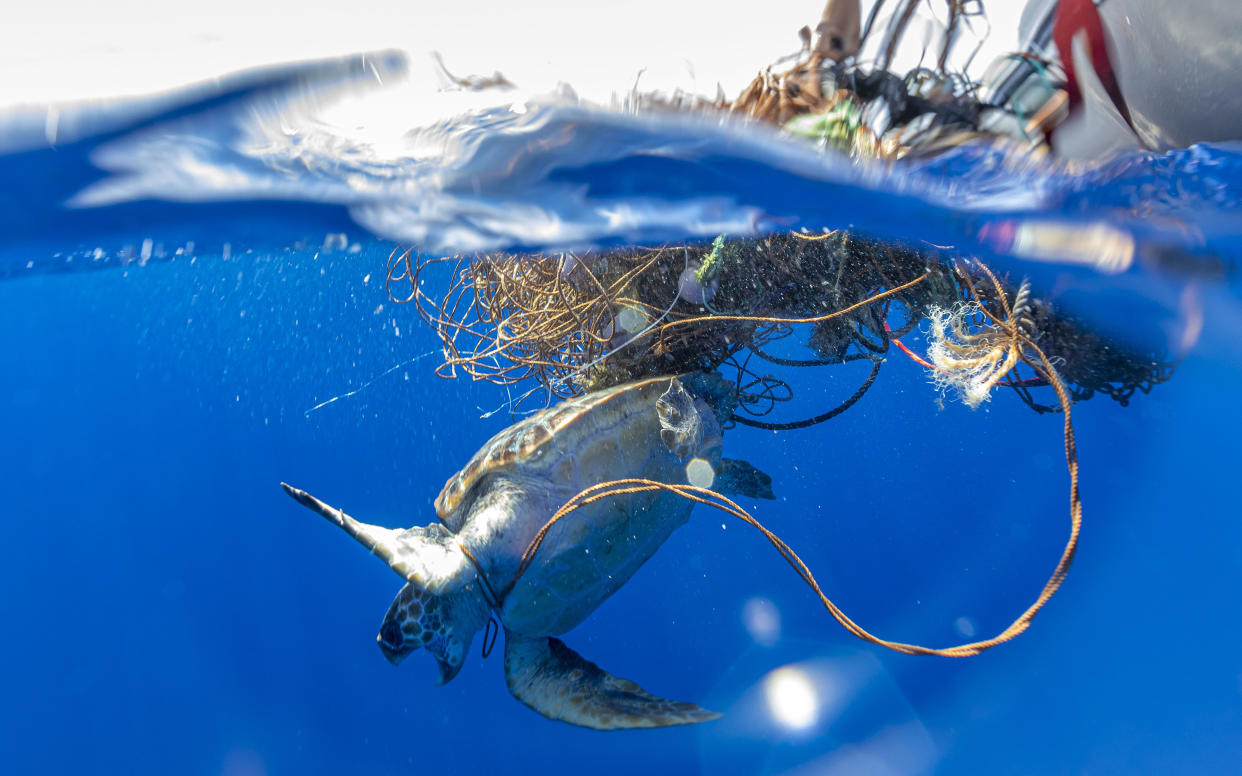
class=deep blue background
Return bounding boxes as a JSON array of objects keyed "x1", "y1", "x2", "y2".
[
  {"x1": 3, "y1": 236, "x2": 1240, "y2": 775},
  {"x1": 2, "y1": 59, "x2": 1241, "y2": 774}
]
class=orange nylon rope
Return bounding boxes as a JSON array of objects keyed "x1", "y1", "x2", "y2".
[
  {"x1": 506, "y1": 341, "x2": 1082, "y2": 658},
  {"x1": 655, "y1": 268, "x2": 932, "y2": 337}
]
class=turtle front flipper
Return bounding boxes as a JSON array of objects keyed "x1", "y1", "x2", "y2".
[
  {"x1": 715, "y1": 458, "x2": 776, "y2": 500},
  {"x1": 503, "y1": 630, "x2": 721, "y2": 730}
]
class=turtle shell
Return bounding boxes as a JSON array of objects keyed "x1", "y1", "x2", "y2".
[
  {"x1": 434, "y1": 376, "x2": 674, "y2": 522},
  {"x1": 438, "y1": 374, "x2": 731, "y2": 636}
]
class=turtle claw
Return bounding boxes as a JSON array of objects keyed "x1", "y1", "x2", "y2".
[{"x1": 280, "y1": 481, "x2": 315, "y2": 508}]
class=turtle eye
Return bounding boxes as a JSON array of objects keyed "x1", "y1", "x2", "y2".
[{"x1": 380, "y1": 619, "x2": 403, "y2": 647}]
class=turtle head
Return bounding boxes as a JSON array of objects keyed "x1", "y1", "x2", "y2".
[
  {"x1": 279, "y1": 483, "x2": 491, "y2": 685},
  {"x1": 377, "y1": 571, "x2": 490, "y2": 684}
]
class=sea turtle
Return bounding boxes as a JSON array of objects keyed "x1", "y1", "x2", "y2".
[{"x1": 281, "y1": 373, "x2": 774, "y2": 730}]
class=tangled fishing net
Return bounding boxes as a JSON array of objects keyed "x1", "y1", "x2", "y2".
[
  {"x1": 377, "y1": 1, "x2": 1175, "y2": 657},
  {"x1": 389, "y1": 233, "x2": 1173, "y2": 421},
  {"x1": 727, "y1": 0, "x2": 1076, "y2": 159},
  {"x1": 385, "y1": 0, "x2": 1173, "y2": 419}
]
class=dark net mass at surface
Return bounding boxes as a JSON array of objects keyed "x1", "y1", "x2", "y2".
[{"x1": 388, "y1": 231, "x2": 1174, "y2": 424}]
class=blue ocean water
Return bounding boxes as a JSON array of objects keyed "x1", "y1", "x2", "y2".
[{"x1": 2, "y1": 54, "x2": 1240, "y2": 775}]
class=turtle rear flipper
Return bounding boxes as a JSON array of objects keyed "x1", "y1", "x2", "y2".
[
  {"x1": 503, "y1": 630, "x2": 721, "y2": 730},
  {"x1": 716, "y1": 458, "x2": 776, "y2": 500}
]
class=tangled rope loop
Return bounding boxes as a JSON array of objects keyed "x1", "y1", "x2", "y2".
[{"x1": 507, "y1": 265, "x2": 1083, "y2": 658}]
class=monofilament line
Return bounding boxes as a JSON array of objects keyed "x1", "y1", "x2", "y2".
[{"x1": 304, "y1": 350, "x2": 438, "y2": 417}]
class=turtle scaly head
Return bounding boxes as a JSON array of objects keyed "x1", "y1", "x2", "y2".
[
  {"x1": 377, "y1": 575, "x2": 488, "y2": 684},
  {"x1": 279, "y1": 483, "x2": 490, "y2": 685}
]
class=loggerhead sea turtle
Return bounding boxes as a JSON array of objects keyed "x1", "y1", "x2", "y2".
[{"x1": 281, "y1": 373, "x2": 774, "y2": 730}]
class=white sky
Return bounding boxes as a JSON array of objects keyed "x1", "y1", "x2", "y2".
[{"x1": 0, "y1": 1, "x2": 1023, "y2": 110}]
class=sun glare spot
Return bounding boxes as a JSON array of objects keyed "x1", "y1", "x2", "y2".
[
  {"x1": 741, "y1": 597, "x2": 780, "y2": 646},
  {"x1": 616, "y1": 306, "x2": 648, "y2": 334},
  {"x1": 764, "y1": 666, "x2": 819, "y2": 730},
  {"x1": 686, "y1": 457, "x2": 715, "y2": 489}
]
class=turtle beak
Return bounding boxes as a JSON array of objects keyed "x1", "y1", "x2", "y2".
[
  {"x1": 377, "y1": 619, "x2": 411, "y2": 666},
  {"x1": 435, "y1": 656, "x2": 465, "y2": 686}
]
